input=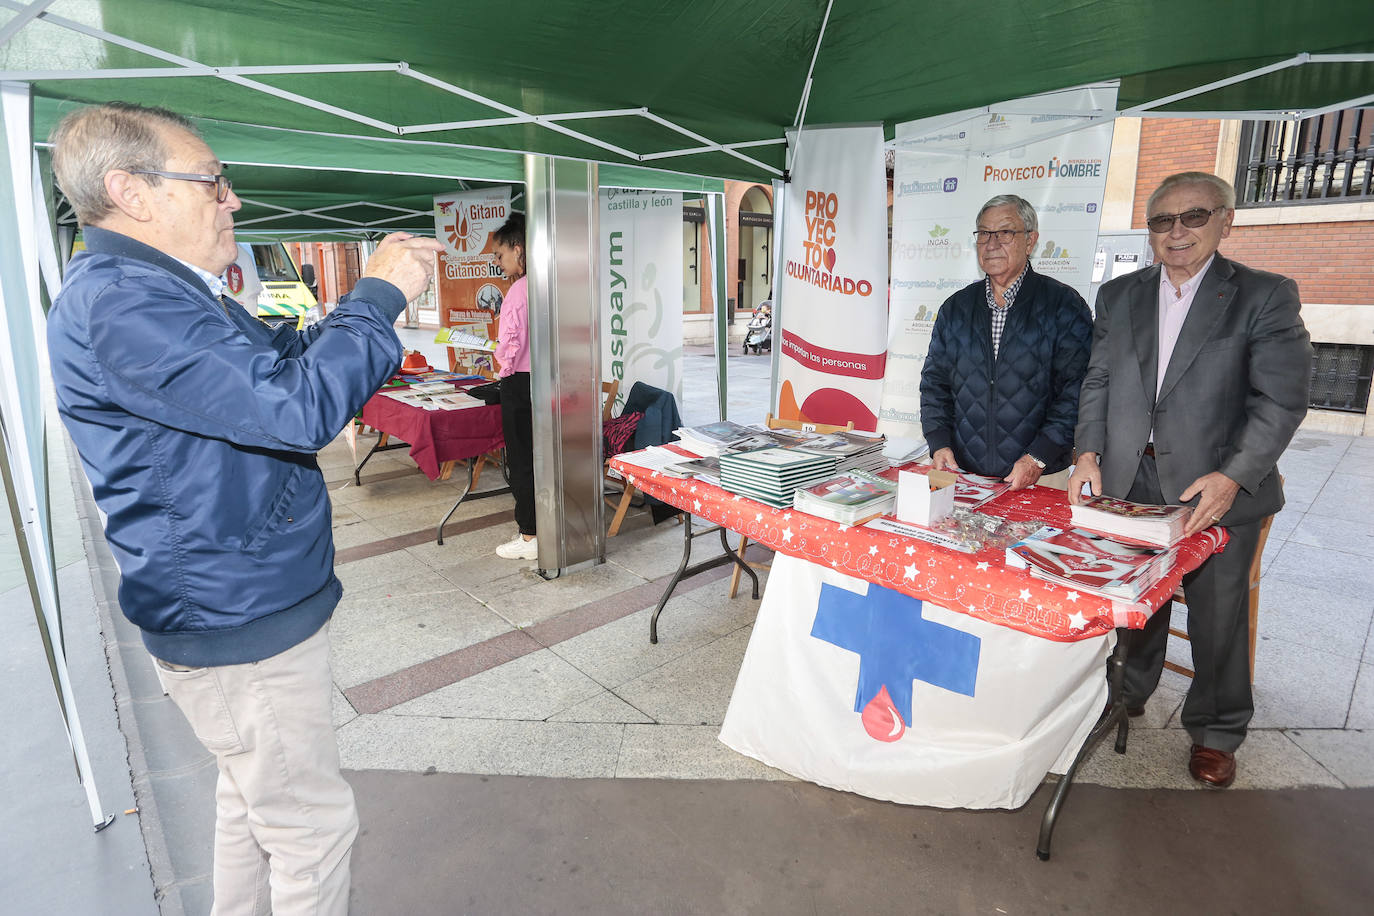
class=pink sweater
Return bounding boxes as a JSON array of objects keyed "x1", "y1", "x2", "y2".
[{"x1": 494, "y1": 276, "x2": 530, "y2": 378}]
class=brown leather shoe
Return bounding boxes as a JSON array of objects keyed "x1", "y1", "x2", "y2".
[{"x1": 1189, "y1": 745, "x2": 1237, "y2": 788}]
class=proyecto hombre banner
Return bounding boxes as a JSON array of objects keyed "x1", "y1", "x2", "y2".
[
  {"x1": 599, "y1": 188, "x2": 684, "y2": 410},
  {"x1": 434, "y1": 186, "x2": 512, "y2": 375},
  {"x1": 878, "y1": 85, "x2": 1116, "y2": 442},
  {"x1": 776, "y1": 124, "x2": 888, "y2": 431}
]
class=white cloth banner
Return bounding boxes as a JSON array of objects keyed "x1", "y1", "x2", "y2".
[
  {"x1": 600, "y1": 189, "x2": 684, "y2": 408},
  {"x1": 720, "y1": 553, "x2": 1109, "y2": 809},
  {"x1": 777, "y1": 125, "x2": 888, "y2": 430},
  {"x1": 878, "y1": 86, "x2": 1117, "y2": 441}
]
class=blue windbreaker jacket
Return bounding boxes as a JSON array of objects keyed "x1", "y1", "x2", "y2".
[{"x1": 48, "y1": 227, "x2": 407, "y2": 666}]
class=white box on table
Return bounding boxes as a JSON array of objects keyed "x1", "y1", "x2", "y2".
[{"x1": 895, "y1": 468, "x2": 956, "y2": 526}]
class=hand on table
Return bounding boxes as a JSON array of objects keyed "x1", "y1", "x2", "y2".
[
  {"x1": 930, "y1": 448, "x2": 959, "y2": 471},
  {"x1": 364, "y1": 233, "x2": 446, "y2": 302},
  {"x1": 1003, "y1": 454, "x2": 1044, "y2": 491},
  {"x1": 1180, "y1": 471, "x2": 1240, "y2": 537},
  {"x1": 1067, "y1": 453, "x2": 1101, "y2": 506}
]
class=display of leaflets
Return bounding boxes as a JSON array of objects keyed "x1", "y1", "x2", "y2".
[
  {"x1": 404, "y1": 381, "x2": 458, "y2": 396},
  {"x1": 864, "y1": 516, "x2": 980, "y2": 553},
  {"x1": 662, "y1": 456, "x2": 723, "y2": 483},
  {"x1": 673, "y1": 420, "x2": 764, "y2": 456},
  {"x1": 435, "y1": 326, "x2": 497, "y2": 352},
  {"x1": 793, "y1": 470, "x2": 898, "y2": 525},
  {"x1": 951, "y1": 471, "x2": 1013, "y2": 509},
  {"x1": 1070, "y1": 495, "x2": 1191, "y2": 547},
  {"x1": 1005, "y1": 526, "x2": 1175, "y2": 600},
  {"x1": 717, "y1": 446, "x2": 838, "y2": 507}
]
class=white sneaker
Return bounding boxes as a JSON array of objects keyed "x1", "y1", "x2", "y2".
[{"x1": 496, "y1": 535, "x2": 539, "y2": 560}]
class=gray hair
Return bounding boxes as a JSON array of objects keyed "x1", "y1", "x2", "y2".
[
  {"x1": 976, "y1": 194, "x2": 1038, "y2": 233},
  {"x1": 1146, "y1": 171, "x2": 1237, "y2": 214},
  {"x1": 50, "y1": 102, "x2": 198, "y2": 226}
]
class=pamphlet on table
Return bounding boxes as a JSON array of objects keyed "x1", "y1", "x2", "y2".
[
  {"x1": 793, "y1": 469, "x2": 897, "y2": 524},
  {"x1": 1005, "y1": 525, "x2": 1176, "y2": 600},
  {"x1": 1069, "y1": 495, "x2": 1190, "y2": 546}
]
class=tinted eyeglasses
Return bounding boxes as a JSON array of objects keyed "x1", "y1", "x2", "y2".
[
  {"x1": 129, "y1": 169, "x2": 233, "y2": 203},
  {"x1": 1145, "y1": 206, "x2": 1226, "y2": 234}
]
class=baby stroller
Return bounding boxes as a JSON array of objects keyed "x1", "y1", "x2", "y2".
[{"x1": 743, "y1": 301, "x2": 772, "y2": 355}]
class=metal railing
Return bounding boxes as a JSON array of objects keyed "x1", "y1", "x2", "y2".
[{"x1": 1236, "y1": 109, "x2": 1373, "y2": 205}]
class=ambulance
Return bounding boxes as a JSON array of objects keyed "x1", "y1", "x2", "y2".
[{"x1": 224, "y1": 242, "x2": 320, "y2": 330}]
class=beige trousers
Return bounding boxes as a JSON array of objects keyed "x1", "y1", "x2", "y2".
[{"x1": 154, "y1": 624, "x2": 356, "y2": 916}]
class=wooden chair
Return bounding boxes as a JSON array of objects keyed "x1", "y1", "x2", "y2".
[
  {"x1": 1164, "y1": 505, "x2": 1278, "y2": 686},
  {"x1": 599, "y1": 380, "x2": 640, "y2": 536},
  {"x1": 728, "y1": 414, "x2": 857, "y2": 598}
]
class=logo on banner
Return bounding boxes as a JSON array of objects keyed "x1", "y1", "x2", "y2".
[
  {"x1": 895, "y1": 177, "x2": 958, "y2": 197},
  {"x1": 811, "y1": 582, "x2": 981, "y2": 742},
  {"x1": 787, "y1": 190, "x2": 875, "y2": 296}
]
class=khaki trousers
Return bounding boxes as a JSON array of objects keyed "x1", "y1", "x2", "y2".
[{"x1": 153, "y1": 624, "x2": 356, "y2": 915}]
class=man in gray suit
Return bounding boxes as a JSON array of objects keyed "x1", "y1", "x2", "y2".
[{"x1": 1068, "y1": 171, "x2": 1311, "y2": 788}]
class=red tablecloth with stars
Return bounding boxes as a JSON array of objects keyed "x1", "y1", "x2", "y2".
[{"x1": 609, "y1": 450, "x2": 1228, "y2": 642}]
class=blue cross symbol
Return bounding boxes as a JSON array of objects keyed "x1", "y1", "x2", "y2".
[{"x1": 811, "y1": 582, "x2": 981, "y2": 726}]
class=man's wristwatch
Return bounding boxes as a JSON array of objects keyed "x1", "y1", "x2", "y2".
[{"x1": 1027, "y1": 454, "x2": 1046, "y2": 470}]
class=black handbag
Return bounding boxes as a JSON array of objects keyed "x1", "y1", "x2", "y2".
[{"x1": 467, "y1": 381, "x2": 502, "y2": 405}]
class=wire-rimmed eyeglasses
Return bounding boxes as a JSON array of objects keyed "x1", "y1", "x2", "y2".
[
  {"x1": 128, "y1": 169, "x2": 233, "y2": 203},
  {"x1": 973, "y1": 228, "x2": 1026, "y2": 246}
]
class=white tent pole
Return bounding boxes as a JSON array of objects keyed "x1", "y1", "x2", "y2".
[
  {"x1": 0, "y1": 78, "x2": 112, "y2": 831},
  {"x1": 1123, "y1": 53, "x2": 1311, "y2": 114},
  {"x1": 789, "y1": 0, "x2": 835, "y2": 173},
  {"x1": 0, "y1": 0, "x2": 55, "y2": 47}
]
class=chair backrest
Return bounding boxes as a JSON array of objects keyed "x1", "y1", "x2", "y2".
[
  {"x1": 764, "y1": 412, "x2": 855, "y2": 435},
  {"x1": 601, "y1": 379, "x2": 620, "y2": 421}
]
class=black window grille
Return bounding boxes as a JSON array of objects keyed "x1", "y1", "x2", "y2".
[
  {"x1": 1236, "y1": 108, "x2": 1374, "y2": 205},
  {"x1": 1309, "y1": 343, "x2": 1374, "y2": 413}
]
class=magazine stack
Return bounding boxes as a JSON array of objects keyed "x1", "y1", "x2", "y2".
[
  {"x1": 950, "y1": 471, "x2": 1013, "y2": 509},
  {"x1": 717, "y1": 446, "x2": 839, "y2": 508},
  {"x1": 1069, "y1": 495, "x2": 1191, "y2": 547},
  {"x1": 673, "y1": 421, "x2": 774, "y2": 457},
  {"x1": 1005, "y1": 526, "x2": 1177, "y2": 601},
  {"x1": 793, "y1": 470, "x2": 898, "y2": 525},
  {"x1": 794, "y1": 430, "x2": 888, "y2": 474}
]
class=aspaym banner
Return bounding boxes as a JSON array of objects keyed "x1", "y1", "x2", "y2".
[
  {"x1": 878, "y1": 86, "x2": 1116, "y2": 441},
  {"x1": 600, "y1": 189, "x2": 684, "y2": 409},
  {"x1": 776, "y1": 125, "x2": 888, "y2": 430},
  {"x1": 434, "y1": 187, "x2": 512, "y2": 375}
]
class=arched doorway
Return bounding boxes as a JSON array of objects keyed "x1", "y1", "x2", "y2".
[{"x1": 737, "y1": 185, "x2": 773, "y2": 317}]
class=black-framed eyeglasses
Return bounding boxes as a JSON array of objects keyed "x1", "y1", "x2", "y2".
[
  {"x1": 1145, "y1": 206, "x2": 1226, "y2": 234},
  {"x1": 973, "y1": 228, "x2": 1026, "y2": 246},
  {"x1": 128, "y1": 169, "x2": 233, "y2": 203}
]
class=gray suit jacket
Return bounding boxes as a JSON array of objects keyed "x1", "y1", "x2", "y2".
[{"x1": 1076, "y1": 254, "x2": 1311, "y2": 526}]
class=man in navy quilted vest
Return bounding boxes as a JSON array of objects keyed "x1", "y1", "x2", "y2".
[{"x1": 919, "y1": 194, "x2": 1093, "y2": 489}]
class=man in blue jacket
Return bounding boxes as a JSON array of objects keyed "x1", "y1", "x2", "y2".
[
  {"x1": 47, "y1": 102, "x2": 442, "y2": 915},
  {"x1": 920, "y1": 195, "x2": 1092, "y2": 489}
]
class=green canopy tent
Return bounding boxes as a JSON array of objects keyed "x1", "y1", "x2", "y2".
[{"x1": 3, "y1": 0, "x2": 1372, "y2": 830}]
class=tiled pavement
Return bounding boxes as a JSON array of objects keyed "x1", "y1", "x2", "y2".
[{"x1": 10, "y1": 331, "x2": 1374, "y2": 913}]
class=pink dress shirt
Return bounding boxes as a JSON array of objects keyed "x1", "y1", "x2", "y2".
[{"x1": 494, "y1": 276, "x2": 531, "y2": 378}]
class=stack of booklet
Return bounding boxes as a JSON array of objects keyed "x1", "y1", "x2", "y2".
[
  {"x1": 673, "y1": 421, "x2": 775, "y2": 457},
  {"x1": 1005, "y1": 526, "x2": 1176, "y2": 600},
  {"x1": 1070, "y1": 495, "x2": 1191, "y2": 547},
  {"x1": 717, "y1": 446, "x2": 839, "y2": 508},
  {"x1": 950, "y1": 471, "x2": 1013, "y2": 509},
  {"x1": 792, "y1": 470, "x2": 898, "y2": 524},
  {"x1": 792, "y1": 431, "x2": 888, "y2": 473}
]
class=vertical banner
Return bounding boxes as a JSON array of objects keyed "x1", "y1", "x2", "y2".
[
  {"x1": 777, "y1": 125, "x2": 889, "y2": 430},
  {"x1": 599, "y1": 189, "x2": 684, "y2": 408},
  {"x1": 879, "y1": 86, "x2": 1117, "y2": 441},
  {"x1": 434, "y1": 187, "x2": 513, "y2": 376}
]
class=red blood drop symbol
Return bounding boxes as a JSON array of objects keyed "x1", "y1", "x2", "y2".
[
  {"x1": 860, "y1": 684, "x2": 906, "y2": 742},
  {"x1": 824, "y1": 247, "x2": 837, "y2": 272}
]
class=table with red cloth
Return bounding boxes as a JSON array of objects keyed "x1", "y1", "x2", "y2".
[
  {"x1": 356, "y1": 378, "x2": 504, "y2": 481},
  {"x1": 608, "y1": 449, "x2": 1229, "y2": 856},
  {"x1": 608, "y1": 452, "x2": 1226, "y2": 641}
]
